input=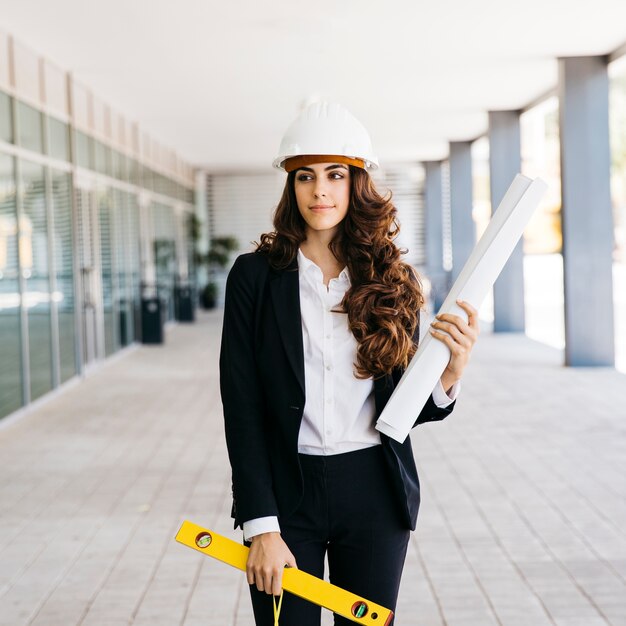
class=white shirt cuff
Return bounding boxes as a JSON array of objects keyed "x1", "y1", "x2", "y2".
[
  {"x1": 243, "y1": 516, "x2": 281, "y2": 542},
  {"x1": 432, "y1": 378, "x2": 461, "y2": 408}
]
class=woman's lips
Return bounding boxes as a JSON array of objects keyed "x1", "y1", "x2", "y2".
[{"x1": 310, "y1": 205, "x2": 334, "y2": 212}]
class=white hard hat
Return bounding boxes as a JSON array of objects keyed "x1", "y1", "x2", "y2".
[{"x1": 273, "y1": 101, "x2": 379, "y2": 172}]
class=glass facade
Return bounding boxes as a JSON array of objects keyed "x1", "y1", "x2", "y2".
[
  {"x1": 126, "y1": 193, "x2": 142, "y2": 342},
  {"x1": 520, "y1": 97, "x2": 565, "y2": 352},
  {"x1": 111, "y1": 188, "x2": 140, "y2": 347},
  {"x1": 0, "y1": 153, "x2": 23, "y2": 418},
  {"x1": 0, "y1": 91, "x2": 12, "y2": 143},
  {"x1": 610, "y1": 67, "x2": 626, "y2": 264},
  {"x1": 98, "y1": 187, "x2": 115, "y2": 357},
  {"x1": 609, "y1": 62, "x2": 626, "y2": 373},
  {"x1": 94, "y1": 140, "x2": 111, "y2": 177},
  {"x1": 152, "y1": 202, "x2": 177, "y2": 321},
  {"x1": 51, "y1": 170, "x2": 76, "y2": 383},
  {"x1": 470, "y1": 137, "x2": 493, "y2": 325},
  {"x1": 0, "y1": 84, "x2": 196, "y2": 421},
  {"x1": 48, "y1": 118, "x2": 70, "y2": 163},
  {"x1": 17, "y1": 101, "x2": 43, "y2": 154},
  {"x1": 74, "y1": 130, "x2": 92, "y2": 170},
  {"x1": 112, "y1": 188, "x2": 128, "y2": 346},
  {"x1": 186, "y1": 212, "x2": 195, "y2": 286},
  {"x1": 20, "y1": 159, "x2": 53, "y2": 400}
]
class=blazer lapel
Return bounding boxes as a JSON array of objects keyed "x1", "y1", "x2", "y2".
[
  {"x1": 269, "y1": 258, "x2": 306, "y2": 397},
  {"x1": 268, "y1": 254, "x2": 395, "y2": 414}
]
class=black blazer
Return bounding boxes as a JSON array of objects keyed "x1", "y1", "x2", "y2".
[{"x1": 219, "y1": 250, "x2": 456, "y2": 532}]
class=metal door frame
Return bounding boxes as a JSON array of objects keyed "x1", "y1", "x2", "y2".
[{"x1": 73, "y1": 173, "x2": 105, "y2": 372}]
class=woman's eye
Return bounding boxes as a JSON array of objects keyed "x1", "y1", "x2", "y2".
[{"x1": 296, "y1": 172, "x2": 343, "y2": 181}]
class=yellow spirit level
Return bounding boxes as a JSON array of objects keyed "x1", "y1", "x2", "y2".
[{"x1": 175, "y1": 520, "x2": 394, "y2": 625}]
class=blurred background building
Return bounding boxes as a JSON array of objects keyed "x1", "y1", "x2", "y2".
[
  {"x1": 0, "y1": 32, "x2": 197, "y2": 420},
  {"x1": 1, "y1": 1, "x2": 626, "y2": 424}
]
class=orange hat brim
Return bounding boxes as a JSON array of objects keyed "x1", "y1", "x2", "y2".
[{"x1": 283, "y1": 155, "x2": 365, "y2": 173}]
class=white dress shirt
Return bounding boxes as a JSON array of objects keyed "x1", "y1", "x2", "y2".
[{"x1": 243, "y1": 248, "x2": 460, "y2": 540}]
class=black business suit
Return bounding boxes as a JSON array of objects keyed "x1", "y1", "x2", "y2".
[{"x1": 219, "y1": 249, "x2": 456, "y2": 624}]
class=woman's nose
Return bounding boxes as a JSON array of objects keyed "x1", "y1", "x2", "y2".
[{"x1": 313, "y1": 182, "x2": 327, "y2": 198}]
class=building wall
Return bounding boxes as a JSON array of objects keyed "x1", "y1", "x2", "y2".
[{"x1": 0, "y1": 32, "x2": 197, "y2": 421}]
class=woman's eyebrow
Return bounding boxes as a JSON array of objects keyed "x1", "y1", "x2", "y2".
[{"x1": 298, "y1": 164, "x2": 348, "y2": 172}]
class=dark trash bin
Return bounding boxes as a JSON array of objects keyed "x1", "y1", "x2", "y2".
[
  {"x1": 174, "y1": 284, "x2": 195, "y2": 322},
  {"x1": 141, "y1": 293, "x2": 164, "y2": 344},
  {"x1": 119, "y1": 307, "x2": 128, "y2": 346}
]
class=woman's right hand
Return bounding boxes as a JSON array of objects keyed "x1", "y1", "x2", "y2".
[{"x1": 246, "y1": 532, "x2": 298, "y2": 595}]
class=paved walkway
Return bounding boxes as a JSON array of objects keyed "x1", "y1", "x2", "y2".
[{"x1": 0, "y1": 310, "x2": 625, "y2": 626}]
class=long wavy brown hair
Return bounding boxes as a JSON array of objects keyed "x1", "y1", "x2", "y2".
[{"x1": 255, "y1": 166, "x2": 425, "y2": 379}]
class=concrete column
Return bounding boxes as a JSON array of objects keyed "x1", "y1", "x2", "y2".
[
  {"x1": 559, "y1": 56, "x2": 615, "y2": 366},
  {"x1": 423, "y1": 161, "x2": 448, "y2": 311},
  {"x1": 448, "y1": 141, "x2": 475, "y2": 284},
  {"x1": 488, "y1": 110, "x2": 525, "y2": 332}
]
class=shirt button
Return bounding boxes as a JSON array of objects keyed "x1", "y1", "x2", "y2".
[
  {"x1": 326, "y1": 334, "x2": 331, "y2": 339},
  {"x1": 326, "y1": 365, "x2": 332, "y2": 371},
  {"x1": 326, "y1": 430, "x2": 332, "y2": 435},
  {"x1": 326, "y1": 398, "x2": 331, "y2": 403}
]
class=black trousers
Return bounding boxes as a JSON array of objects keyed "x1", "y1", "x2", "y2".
[{"x1": 247, "y1": 445, "x2": 411, "y2": 626}]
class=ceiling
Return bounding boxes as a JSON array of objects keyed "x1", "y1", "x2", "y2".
[{"x1": 1, "y1": 0, "x2": 625, "y2": 172}]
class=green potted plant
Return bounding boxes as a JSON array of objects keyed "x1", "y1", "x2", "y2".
[
  {"x1": 201, "y1": 236, "x2": 239, "y2": 309},
  {"x1": 201, "y1": 281, "x2": 219, "y2": 308}
]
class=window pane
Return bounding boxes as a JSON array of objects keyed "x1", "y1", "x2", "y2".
[
  {"x1": 51, "y1": 169, "x2": 76, "y2": 382},
  {"x1": 110, "y1": 149, "x2": 120, "y2": 180},
  {"x1": 112, "y1": 188, "x2": 131, "y2": 345},
  {"x1": 129, "y1": 158, "x2": 141, "y2": 186},
  {"x1": 94, "y1": 140, "x2": 111, "y2": 176},
  {"x1": 75, "y1": 130, "x2": 92, "y2": 169},
  {"x1": 0, "y1": 153, "x2": 23, "y2": 417},
  {"x1": 98, "y1": 188, "x2": 116, "y2": 356},
  {"x1": 144, "y1": 167, "x2": 155, "y2": 191},
  {"x1": 186, "y1": 212, "x2": 196, "y2": 284},
  {"x1": 610, "y1": 69, "x2": 626, "y2": 262},
  {"x1": 127, "y1": 193, "x2": 141, "y2": 341},
  {"x1": 155, "y1": 172, "x2": 166, "y2": 196},
  {"x1": 118, "y1": 153, "x2": 128, "y2": 183},
  {"x1": 0, "y1": 91, "x2": 13, "y2": 144},
  {"x1": 610, "y1": 66, "x2": 626, "y2": 372},
  {"x1": 17, "y1": 101, "x2": 43, "y2": 153},
  {"x1": 20, "y1": 159, "x2": 53, "y2": 400},
  {"x1": 153, "y1": 202, "x2": 176, "y2": 321},
  {"x1": 48, "y1": 117, "x2": 70, "y2": 162}
]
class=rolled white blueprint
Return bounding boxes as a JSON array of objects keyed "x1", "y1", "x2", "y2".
[{"x1": 375, "y1": 174, "x2": 548, "y2": 443}]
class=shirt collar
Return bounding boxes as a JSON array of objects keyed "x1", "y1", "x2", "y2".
[{"x1": 297, "y1": 247, "x2": 351, "y2": 285}]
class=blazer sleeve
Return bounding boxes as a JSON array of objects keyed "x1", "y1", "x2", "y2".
[{"x1": 219, "y1": 255, "x2": 279, "y2": 527}]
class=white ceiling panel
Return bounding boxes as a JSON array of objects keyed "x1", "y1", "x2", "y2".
[{"x1": 0, "y1": 0, "x2": 625, "y2": 170}]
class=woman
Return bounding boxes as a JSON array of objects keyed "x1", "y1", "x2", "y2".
[{"x1": 219, "y1": 102, "x2": 479, "y2": 625}]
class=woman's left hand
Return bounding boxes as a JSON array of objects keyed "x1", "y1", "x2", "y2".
[{"x1": 429, "y1": 299, "x2": 480, "y2": 390}]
